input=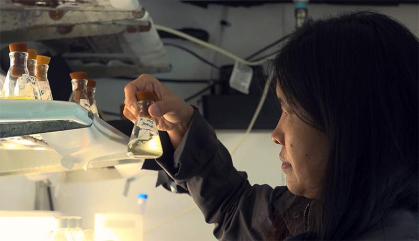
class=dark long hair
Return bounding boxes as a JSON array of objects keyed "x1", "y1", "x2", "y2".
[{"x1": 271, "y1": 11, "x2": 418, "y2": 240}]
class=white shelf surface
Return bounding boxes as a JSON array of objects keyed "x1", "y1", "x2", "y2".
[{"x1": 0, "y1": 100, "x2": 143, "y2": 176}]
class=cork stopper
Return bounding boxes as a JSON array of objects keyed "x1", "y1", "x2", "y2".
[
  {"x1": 87, "y1": 79, "x2": 96, "y2": 88},
  {"x1": 136, "y1": 91, "x2": 155, "y2": 101},
  {"x1": 27, "y1": 49, "x2": 37, "y2": 60},
  {"x1": 36, "y1": 55, "x2": 51, "y2": 65},
  {"x1": 70, "y1": 72, "x2": 88, "y2": 80},
  {"x1": 9, "y1": 42, "x2": 28, "y2": 52}
]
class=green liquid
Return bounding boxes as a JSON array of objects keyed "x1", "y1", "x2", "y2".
[{"x1": 127, "y1": 135, "x2": 163, "y2": 159}]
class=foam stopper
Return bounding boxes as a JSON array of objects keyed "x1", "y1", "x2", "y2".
[
  {"x1": 136, "y1": 91, "x2": 155, "y2": 101},
  {"x1": 87, "y1": 79, "x2": 97, "y2": 88},
  {"x1": 27, "y1": 49, "x2": 37, "y2": 60},
  {"x1": 9, "y1": 42, "x2": 28, "y2": 52},
  {"x1": 36, "y1": 55, "x2": 51, "y2": 65},
  {"x1": 69, "y1": 72, "x2": 88, "y2": 80}
]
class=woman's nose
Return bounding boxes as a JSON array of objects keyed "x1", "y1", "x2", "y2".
[
  {"x1": 271, "y1": 129, "x2": 285, "y2": 146},
  {"x1": 271, "y1": 135, "x2": 280, "y2": 144}
]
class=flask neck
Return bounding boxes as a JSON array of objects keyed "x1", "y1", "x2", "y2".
[
  {"x1": 27, "y1": 59, "x2": 37, "y2": 77},
  {"x1": 35, "y1": 64, "x2": 49, "y2": 81},
  {"x1": 137, "y1": 99, "x2": 154, "y2": 118},
  {"x1": 70, "y1": 79, "x2": 89, "y2": 103},
  {"x1": 9, "y1": 52, "x2": 29, "y2": 77},
  {"x1": 86, "y1": 87, "x2": 96, "y2": 99},
  {"x1": 71, "y1": 79, "x2": 87, "y2": 91}
]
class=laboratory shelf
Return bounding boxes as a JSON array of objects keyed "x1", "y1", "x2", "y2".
[
  {"x1": 0, "y1": 1, "x2": 145, "y2": 33},
  {"x1": 0, "y1": 100, "x2": 142, "y2": 176},
  {"x1": 0, "y1": 1, "x2": 171, "y2": 78},
  {"x1": 0, "y1": 100, "x2": 93, "y2": 138}
]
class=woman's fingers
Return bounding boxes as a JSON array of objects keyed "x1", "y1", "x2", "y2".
[
  {"x1": 149, "y1": 99, "x2": 179, "y2": 118},
  {"x1": 123, "y1": 74, "x2": 165, "y2": 122},
  {"x1": 123, "y1": 106, "x2": 137, "y2": 123},
  {"x1": 123, "y1": 74, "x2": 163, "y2": 114},
  {"x1": 123, "y1": 74, "x2": 190, "y2": 126},
  {"x1": 124, "y1": 82, "x2": 139, "y2": 117}
]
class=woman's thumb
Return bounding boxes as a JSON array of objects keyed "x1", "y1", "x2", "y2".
[
  {"x1": 149, "y1": 103, "x2": 162, "y2": 117},
  {"x1": 149, "y1": 100, "x2": 178, "y2": 117}
]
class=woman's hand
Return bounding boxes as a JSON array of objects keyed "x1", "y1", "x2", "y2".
[{"x1": 123, "y1": 74, "x2": 194, "y2": 149}]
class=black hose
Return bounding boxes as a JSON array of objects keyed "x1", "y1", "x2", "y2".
[{"x1": 46, "y1": 186, "x2": 54, "y2": 211}]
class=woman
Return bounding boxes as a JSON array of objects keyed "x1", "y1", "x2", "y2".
[{"x1": 124, "y1": 11, "x2": 418, "y2": 240}]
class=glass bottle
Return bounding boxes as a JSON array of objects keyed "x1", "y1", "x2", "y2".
[
  {"x1": 69, "y1": 72, "x2": 91, "y2": 111},
  {"x1": 71, "y1": 217, "x2": 87, "y2": 241},
  {"x1": 138, "y1": 193, "x2": 148, "y2": 216},
  {"x1": 86, "y1": 79, "x2": 99, "y2": 117},
  {"x1": 27, "y1": 49, "x2": 37, "y2": 77},
  {"x1": 0, "y1": 72, "x2": 5, "y2": 92},
  {"x1": 48, "y1": 217, "x2": 75, "y2": 241},
  {"x1": 127, "y1": 91, "x2": 163, "y2": 159},
  {"x1": 36, "y1": 55, "x2": 53, "y2": 100},
  {"x1": 0, "y1": 42, "x2": 40, "y2": 99},
  {"x1": 138, "y1": 193, "x2": 148, "y2": 241}
]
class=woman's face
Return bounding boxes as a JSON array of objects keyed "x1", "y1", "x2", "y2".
[{"x1": 271, "y1": 85, "x2": 329, "y2": 199}]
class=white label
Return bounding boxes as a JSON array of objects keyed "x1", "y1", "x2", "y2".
[
  {"x1": 137, "y1": 117, "x2": 158, "y2": 136},
  {"x1": 79, "y1": 99, "x2": 91, "y2": 111},
  {"x1": 90, "y1": 104, "x2": 99, "y2": 115},
  {"x1": 229, "y1": 61, "x2": 253, "y2": 94}
]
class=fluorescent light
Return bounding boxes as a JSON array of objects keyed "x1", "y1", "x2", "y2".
[
  {"x1": 5, "y1": 143, "x2": 17, "y2": 149},
  {"x1": 14, "y1": 139, "x2": 37, "y2": 146},
  {"x1": 0, "y1": 216, "x2": 57, "y2": 241},
  {"x1": 34, "y1": 147, "x2": 47, "y2": 151}
]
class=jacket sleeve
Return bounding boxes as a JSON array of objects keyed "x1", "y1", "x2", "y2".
[{"x1": 155, "y1": 108, "x2": 296, "y2": 240}]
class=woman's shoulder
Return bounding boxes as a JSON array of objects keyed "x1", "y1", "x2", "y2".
[{"x1": 356, "y1": 210, "x2": 418, "y2": 240}]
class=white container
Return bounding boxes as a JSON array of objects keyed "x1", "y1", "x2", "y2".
[
  {"x1": 48, "y1": 217, "x2": 73, "y2": 241},
  {"x1": 123, "y1": 12, "x2": 170, "y2": 68},
  {"x1": 71, "y1": 217, "x2": 87, "y2": 241},
  {"x1": 138, "y1": 193, "x2": 148, "y2": 216},
  {"x1": 94, "y1": 213, "x2": 143, "y2": 241},
  {"x1": 0, "y1": 211, "x2": 61, "y2": 241}
]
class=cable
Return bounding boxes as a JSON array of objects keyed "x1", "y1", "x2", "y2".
[
  {"x1": 144, "y1": 16, "x2": 283, "y2": 236},
  {"x1": 184, "y1": 81, "x2": 220, "y2": 102},
  {"x1": 132, "y1": 25, "x2": 277, "y2": 234},
  {"x1": 157, "y1": 79, "x2": 215, "y2": 84},
  {"x1": 164, "y1": 43, "x2": 220, "y2": 70},
  {"x1": 102, "y1": 81, "x2": 220, "y2": 117},
  {"x1": 144, "y1": 72, "x2": 275, "y2": 234},
  {"x1": 115, "y1": 76, "x2": 216, "y2": 84},
  {"x1": 230, "y1": 71, "x2": 274, "y2": 155},
  {"x1": 155, "y1": 24, "x2": 273, "y2": 66},
  {"x1": 46, "y1": 186, "x2": 54, "y2": 211},
  {"x1": 244, "y1": 35, "x2": 290, "y2": 61}
]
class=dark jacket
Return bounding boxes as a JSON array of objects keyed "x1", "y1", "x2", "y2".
[{"x1": 156, "y1": 109, "x2": 419, "y2": 240}]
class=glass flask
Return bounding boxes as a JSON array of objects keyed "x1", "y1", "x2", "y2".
[
  {"x1": 86, "y1": 79, "x2": 99, "y2": 117},
  {"x1": 71, "y1": 217, "x2": 87, "y2": 241},
  {"x1": 0, "y1": 70, "x2": 4, "y2": 91},
  {"x1": 48, "y1": 218, "x2": 75, "y2": 241},
  {"x1": 0, "y1": 42, "x2": 40, "y2": 99},
  {"x1": 127, "y1": 91, "x2": 163, "y2": 159},
  {"x1": 36, "y1": 55, "x2": 53, "y2": 100},
  {"x1": 68, "y1": 72, "x2": 91, "y2": 111},
  {"x1": 27, "y1": 49, "x2": 37, "y2": 77}
]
